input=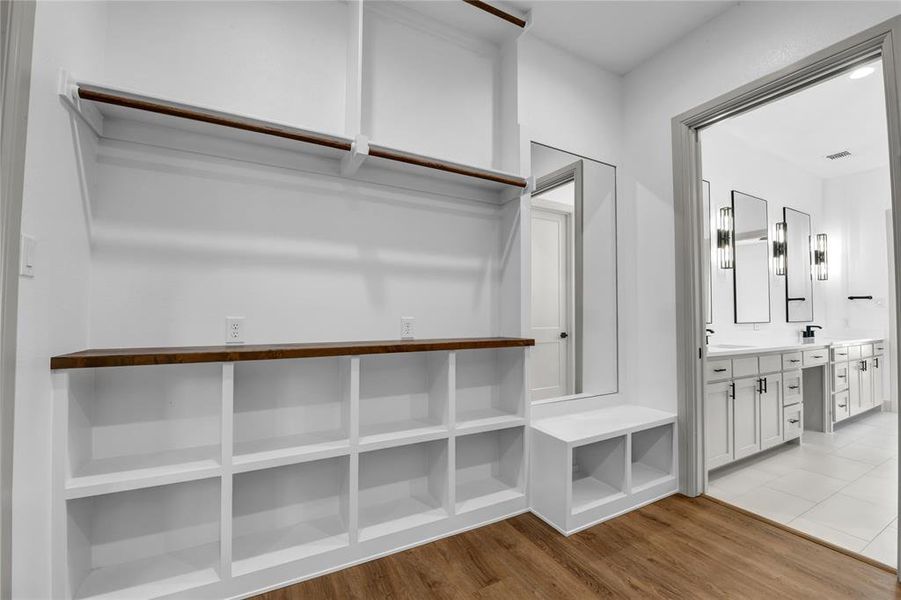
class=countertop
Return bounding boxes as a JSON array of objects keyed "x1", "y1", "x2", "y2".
[{"x1": 707, "y1": 337, "x2": 883, "y2": 358}]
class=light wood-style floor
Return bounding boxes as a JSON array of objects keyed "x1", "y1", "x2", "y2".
[{"x1": 253, "y1": 495, "x2": 901, "y2": 599}]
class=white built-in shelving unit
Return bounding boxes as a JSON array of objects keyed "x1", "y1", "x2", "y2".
[
  {"x1": 52, "y1": 340, "x2": 530, "y2": 600},
  {"x1": 530, "y1": 405, "x2": 678, "y2": 535}
]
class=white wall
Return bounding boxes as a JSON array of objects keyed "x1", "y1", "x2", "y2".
[
  {"x1": 821, "y1": 165, "x2": 893, "y2": 338},
  {"x1": 14, "y1": 2, "x2": 108, "y2": 597},
  {"x1": 701, "y1": 128, "x2": 827, "y2": 343},
  {"x1": 622, "y1": 1, "x2": 901, "y2": 412}
]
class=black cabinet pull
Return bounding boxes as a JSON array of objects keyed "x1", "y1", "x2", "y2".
[
  {"x1": 763, "y1": 377, "x2": 768, "y2": 393},
  {"x1": 714, "y1": 368, "x2": 727, "y2": 372},
  {"x1": 730, "y1": 382, "x2": 735, "y2": 399},
  {"x1": 837, "y1": 374, "x2": 846, "y2": 379},
  {"x1": 790, "y1": 359, "x2": 800, "y2": 363},
  {"x1": 813, "y1": 355, "x2": 823, "y2": 359},
  {"x1": 875, "y1": 358, "x2": 879, "y2": 368},
  {"x1": 788, "y1": 385, "x2": 799, "y2": 390},
  {"x1": 838, "y1": 403, "x2": 847, "y2": 408},
  {"x1": 788, "y1": 418, "x2": 800, "y2": 424},
  {"x1": 848, "y1": 295, "x2": 873, "y2": 300}
]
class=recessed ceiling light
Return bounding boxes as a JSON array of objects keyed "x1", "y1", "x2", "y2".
[{"x1": 849, "y1": 66, "x2": 876, "y2": 80}]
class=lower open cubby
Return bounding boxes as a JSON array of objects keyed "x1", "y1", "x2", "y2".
[
  {"x1": 358, "y1": 439, "x2": 449, "y2": 541},
  {"x1": 66, "y1": 478, "x2": 221, "y2": 600},
  {"x1": 455, "y1": 426, "x2": 524, "y2": 513},
  {"x1": 571, "y1": 436, "x2": 627, "y2": 514},
  {"x1": 232, "y1": 456, "x2": 351, "y2": 576},
  {"x1": 631, "y1": 423, "x2": 674, "y2": 491}
]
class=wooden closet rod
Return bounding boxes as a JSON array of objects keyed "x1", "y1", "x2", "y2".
[
  {"x1": 77, "y1": 86, "x2": 353, "y2": 152},
  {"x1": 462, "y1": 0, "x2": 527, "y2": 28},
  {"x1": 369, "y1": 146, "x2": 528, "y2": 188}
]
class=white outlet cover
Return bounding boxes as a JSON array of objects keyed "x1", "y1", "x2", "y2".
[
  {"x1": 401, "y1": 316, "x2": 415, "y2": 340},
  {"x1": 226, "y1": 316, "x2": 244, "y2": 344}
]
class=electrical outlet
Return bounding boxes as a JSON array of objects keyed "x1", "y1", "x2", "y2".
[
  {"x1": 401, "y1": 316, "x2": 415, "y2": 340},
  {"x1": 226, "y1": 316, "x2": 244, "y2": 344},
  {"x1": 20, "y1": 235, "x2": 35, "y2": 278}
]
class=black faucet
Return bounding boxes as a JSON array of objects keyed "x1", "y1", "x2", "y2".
[
  {"x1": 802, "y1": 325, "x2": 822, "y2": 339},
  {"x1": 706, "y1": 328, "x2": 714, "y2": 344}
]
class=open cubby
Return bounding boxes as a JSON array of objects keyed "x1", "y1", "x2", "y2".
[
  {"x1": 67, "y1": 364, "x2": 221, "y2": 486},
  {"x1": 232, "y1": 456, "x2": 350, "y2": 576},
  {"x1": 631, "y1": 424, "x2": 674, "y2": 491},
  {"x1": 455, "y1": 348, "x2": 523, "y2": 427},
  {"x1": 67, "y1": 478, "x2": 220, "y2": 600},
  {"x1": 455, "y1": 427, "x2": 524, "y2": 514},
  {"x1": 571, "y1": 436, "x2": 627, "y2": 515},
  {"x1": 233, "y1": 358, "x2": 349, "y2": 463},
  {"x1": 359, "y1": 352, "x2": 449, "y2": 444},
  {"x1": 358, "y1": 439, "x2": 448, "y2": 541}
]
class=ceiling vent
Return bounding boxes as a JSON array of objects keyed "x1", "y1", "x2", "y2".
[{"x1": 826, "y1": 150, "x2": 852, "y2": 160}]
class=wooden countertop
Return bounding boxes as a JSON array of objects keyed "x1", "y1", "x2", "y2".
[{"x1": 50, "y1": 337, "x2": 535, "y2": 369}]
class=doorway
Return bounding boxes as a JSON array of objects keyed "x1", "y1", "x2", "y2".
[
  {"x1": 673, "y1": 16, "x2": 901, "y2": 575},
  {"x1": 530, "y1": 173, "x2": 575, "y2": 400}
]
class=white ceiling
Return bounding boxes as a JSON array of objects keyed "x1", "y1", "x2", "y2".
[
  {"x1": 508, "y1": 1, "x2": 737, "y2": 75},
  {"x1": 713, "y1": 60, "x2": 889, "y2": 179}
]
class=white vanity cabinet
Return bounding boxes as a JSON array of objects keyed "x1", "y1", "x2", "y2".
[
  {"x1": 832, "y1": 340, "x2": 884, "y2": 423},
  {"x1": 704, "y1": 351, "x2": 793, "y2": 469}
]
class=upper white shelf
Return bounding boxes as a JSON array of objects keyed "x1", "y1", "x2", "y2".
[
  {"x1": 61, "y1": 79, "x2": 527, "y2": 199},
  {"x1": 532, "y1": 405, "x2": 677, "y2": 447}
]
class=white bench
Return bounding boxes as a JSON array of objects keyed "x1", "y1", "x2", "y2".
[{"x1": 530, "y1": 405, "x2": 678, "y2": 535}]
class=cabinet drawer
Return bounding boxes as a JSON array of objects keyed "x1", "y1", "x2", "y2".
[
  {"x1": 758, "y1": 354, "x2": 782, "y2": 374},
  {"x1": 861, "y1": 344, "x2": 874, "y2": 358},
  {"x1": 784, "y1": 404, "x2": 803, "y2": 441},
  {"x1": 832, "y1": 347, "x2": 851, "y2": 362},
  {"x1": 782, "y1": 352, "x2": 802, "y2": 370},
  {"x1": 875, "y1": 341, "x2": 886, "y2": 355},
  {"x1": 782, "y1": 370, "x2": 802, "y2": 406},
  {"x1": 833, "y1": 362, "x2": 849, "y2": 392},
  {"x1": 848, "y1": 345, "x2": 861, "y2": 360},
  {"x1": 834, "y1": 390, "x2": 851, "y2": 422},
  {"x1": 706, "y1": 359, "x2": 732, "y2": 382},
  {"x1": 803, "y1": 349, "x2": 829, "y2": 367},
  {"x1": 732, "y1": 357, "x2": 759, "y2": 378}
]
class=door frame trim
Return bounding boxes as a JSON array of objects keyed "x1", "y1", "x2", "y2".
[{"x1": 672, "y1": 15, "x2": 901, "y2": 577}]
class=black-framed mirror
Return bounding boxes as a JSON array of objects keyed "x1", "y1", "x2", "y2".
[
  {"x1": 784, "y1": 207, "x2": 813, "y2": 322},
  {"x1": 732, "y1": 190, "x2": 771, "y2": 323},
  {"x1": 703, "y1": 180, "x2": 713, "y2": 325}
]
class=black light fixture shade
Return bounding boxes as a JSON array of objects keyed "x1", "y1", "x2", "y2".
[
  {"x1": 814, "y1": 233, "x2": 828, "y2": 280},
  {"x1": 717, "y1": 206, "x2": 734, "y2": 269},
  {"x1": 773, "y1": 221, "x2": 786, "y2": 276}
]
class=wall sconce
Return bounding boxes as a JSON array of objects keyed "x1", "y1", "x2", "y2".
[
  {"x1": 717, "y1": 206, "x2": 734, "y2": 269},
  {"x1": 813, "y1": 233, "x2": 828, "y2": 280},
  {"x1": 773, "y1": 221, "x2": 786, "y2": 276}
]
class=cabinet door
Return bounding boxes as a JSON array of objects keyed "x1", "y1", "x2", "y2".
[
  {"x1": 873, "y1": 356, "x2": 884, "y2": 406},
  {"x1": 760, "y1": 374, "x2": 783, "y2": 450},
  {"x1": 705, "y1": 382, "x2": 733, "y2": 469},
  {"x1": 733, "y1": 376, "x2": 760, "y2": 460},
  {"x1": 860, "y1": 359, "x2": 873, "y2": 410},
  {"x1": 849, "y1": 360, "x2": 862, "y2": 415}
]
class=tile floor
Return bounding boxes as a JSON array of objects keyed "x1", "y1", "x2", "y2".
[{"x1": 708, "y1": 410, "x2": 898, "y2": 566}]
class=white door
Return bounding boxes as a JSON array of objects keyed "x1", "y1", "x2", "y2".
[
  {"x1": 733, "y1": 376, "x2": 761, "y2": 460},
  {"x1": 530, "y1": 208, "x2": 569, "y2": 400},
  {"x1": 705, "y1": 381, "x2": 733, "y2": 469}
]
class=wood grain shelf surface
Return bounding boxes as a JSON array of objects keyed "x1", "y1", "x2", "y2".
[
  {"x1": 75, "y1": 84, "x2": 528, "y2": 191},
  {"x1": 51, "y1": 337, "x2": 534, "y2": 369}
]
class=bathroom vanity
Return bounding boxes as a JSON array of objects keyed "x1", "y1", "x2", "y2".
[{"x1": 705, "y1": 338, "x2": 885, "y2": 469}]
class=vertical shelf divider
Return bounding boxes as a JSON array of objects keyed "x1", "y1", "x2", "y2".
[
  {"x1": 346, "y1": 357, "x2": 360, "y2": 544},
  {"x1": 447, "y1": 352, "x2": 457, "y2": 514},
  {"x1": 220, "y1": 363, "x2": 234, "y2": 580},
  {"x1": 51, "y1": 371, "x2": 70, "y2": 600}
]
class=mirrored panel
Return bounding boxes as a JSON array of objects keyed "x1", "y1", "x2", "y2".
[
  {"x1": 732, "y1": 191, "x2": 770, "y2": 323},
  {"x1": 784, "y1": 207, "x2": 813, "y2": 322},
  {"x1": 530, "y1": 143, "x2": 618, "y2": 399}
]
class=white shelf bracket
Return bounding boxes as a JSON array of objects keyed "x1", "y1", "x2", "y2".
[
  {"x1": 525, "y1": 175, "x2": 536, "y2": 195},
  {"x1": 341, "y1": 134, "x2": 370, "y2": 177},
  {"x1": 57, "y1": 69, "x2": 104, "y2": 137}
]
